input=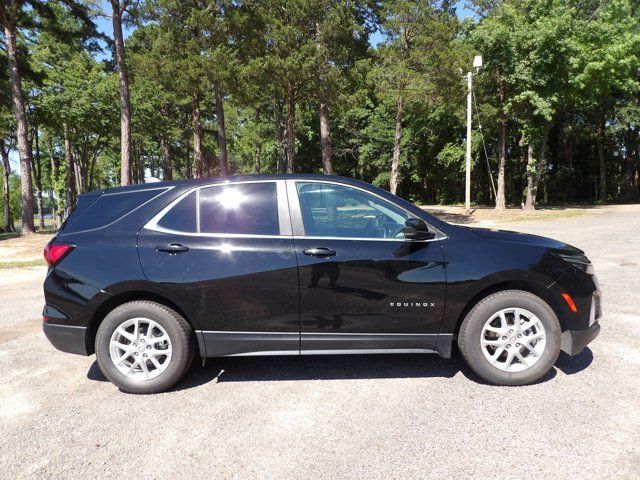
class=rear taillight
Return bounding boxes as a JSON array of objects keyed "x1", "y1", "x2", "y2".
[{"x1": 43, "y1": 243, "x2": 75, "y2": 266}]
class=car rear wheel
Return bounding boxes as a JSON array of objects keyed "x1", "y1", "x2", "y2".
[
  {"x1": 458, "y1": 290, "x2": 561, "y2": 386},
  {"x1": 95, "y1": 301, "x2": 195, "y2": 394}
]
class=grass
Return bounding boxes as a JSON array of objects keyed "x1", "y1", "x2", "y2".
[{"x1": 0, "y1": 259, "x2": 45, "y2": 269}]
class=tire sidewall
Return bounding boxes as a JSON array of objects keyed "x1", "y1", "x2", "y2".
[
  {"x1": 462, "y1": 291, "x2": 561, "y2": 385},
  {"x1": 95, "y1": 303, "x2": 190, "y2": 394}
]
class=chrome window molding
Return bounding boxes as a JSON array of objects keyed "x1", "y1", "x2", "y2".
[
  {"x1": 292, "y1": 235, "x2": 444, "y2": 243},
  {"x1": 285, "y1": 178, "x2": 445, "y2": 242},
  {"x1": 103, "y1": 186, "x2": 171, "y2": 196},
  {"x1": 145, "y1": 179, "x2": 292, "y2": 238},
  {"x1": 144, "y1": 178, "x2": 447, "y2": 242},
  {"x1": 68, "y1": 186, "x2": 173, "y2": 235}
]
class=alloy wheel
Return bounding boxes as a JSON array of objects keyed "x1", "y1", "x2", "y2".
[
  {"x1": 480, "y1": 307, "x2": 546, "y2": 373},
  {"x1": 109, "y1": 317, "x2": 172, "y2": 381}
]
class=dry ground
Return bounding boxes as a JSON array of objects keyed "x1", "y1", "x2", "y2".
[{"x1": 1, "y1": 204, "x2": 639, "y2": 479}]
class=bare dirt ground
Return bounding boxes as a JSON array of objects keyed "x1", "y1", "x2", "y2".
[
  {"x1": 0, "y1": 233, "x2": 53, "y2": 268},
  {"x1": 1, "y1": 204, "x2": 639, "y2": 479}
]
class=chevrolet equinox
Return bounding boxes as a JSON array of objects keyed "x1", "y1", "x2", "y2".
[{"x1": 42, "y1": 175, "x2": 601, "y2": 393}]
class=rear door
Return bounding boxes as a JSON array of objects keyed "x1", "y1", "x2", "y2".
[{"x1": 137, "y1": 180, "x2": 300, "y2": 356}]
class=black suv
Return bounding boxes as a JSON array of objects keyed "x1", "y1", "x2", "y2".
[{"x1": 43, "y1": 175, "x2": 601, "y2": 393}]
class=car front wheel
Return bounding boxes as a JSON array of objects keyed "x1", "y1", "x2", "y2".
[
  {"x1": 458, "y1": 290, "x2": 561, "y2": 386},
  {"x1": 95, "y1": 300, "x2": 195, "y2": 394}
]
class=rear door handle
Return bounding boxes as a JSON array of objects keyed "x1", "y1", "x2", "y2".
[
  {"x1": 156, "y1": 243, "x2": 189, "y2": 254},
  {"x1": 303, "y1": 247, "x2": 336, "y2": 257}
]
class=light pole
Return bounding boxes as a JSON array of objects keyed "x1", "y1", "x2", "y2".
[{"x1": 464, "y1": 55, "x2": 483, "y2": 215}]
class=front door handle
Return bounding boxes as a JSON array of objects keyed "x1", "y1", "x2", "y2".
[
  {"x1": 303, "y1": 247, "x2": 336, "y2": 257},
  {"x1": 156, "y1": 243, "x2": 189, "y2": 254}
]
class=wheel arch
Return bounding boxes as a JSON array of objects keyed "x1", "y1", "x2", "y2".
[
  {"x1": 451, "y1": 280, "x2": 566, "y2": 341},
  {"x1": 86, "y1": 290, "x2": 194, "y2": 355}
]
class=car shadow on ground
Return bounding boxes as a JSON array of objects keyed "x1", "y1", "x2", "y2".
[
  {"x1": 86, "y1": 347, "x2": 594, "y2": 392},
  {"x1": 555, "y1": 347, "x2": 594, "y2": 375}
]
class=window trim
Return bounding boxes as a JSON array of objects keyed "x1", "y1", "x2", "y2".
[
  {"x1": 145, "y1": 180, "x2": 292, "y2": 238},
  {"x1": 286, "y1": 179, "x2": 443, "y2": 242}
]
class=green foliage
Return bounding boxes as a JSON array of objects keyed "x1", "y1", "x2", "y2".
[
  {"x1": 0, "y1": 174, "x2": 22, "y2": 224},
  {"x1": 2, "y1": 0, "x2": 639, "y2": 217}
]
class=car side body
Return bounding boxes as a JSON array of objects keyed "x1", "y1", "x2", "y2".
[{"x1": 42, "y1": 175, "x2": 601, "y2": 389}]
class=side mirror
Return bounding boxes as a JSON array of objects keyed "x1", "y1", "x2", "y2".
[{"x1": 403, "y1": 218, "x2": 435, "y2": 240}]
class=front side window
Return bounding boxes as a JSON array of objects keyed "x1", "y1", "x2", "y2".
[
  {"x1": 200, "y1": 182, "x2": 279, "y2": 235},
  {"x1": 296, "y1": 182, "x2": 410, "y2": 239}
]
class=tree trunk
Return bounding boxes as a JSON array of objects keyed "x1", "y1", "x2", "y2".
[
  {"x1": 1, "y1": 140, "x2": 15, "y2": 232},
  {"x1": 320, "y1": 102, "x2": 333, "y2": 175},
  {"x1": 214, "y1": 80, "x2": 229, "y2": 176},
  {"x1": 161, "y1": 135, "x2": 172, "y2": 181},
  {"x1": 192, "y1": 94, "x2": 203, "y2": 178},
  {"x1": 73, "y1": 146, "x2": 83, "y2": 194},
  {"x1": 254, "y1": 143, "x2": 261, "y2": 174},
  {"x1": 254, "y1": 111, "x2": 262, "y2": 174},
  {"x1": 597, "y1": 117, "x2": 607, "y2": 202},
  {"x1": 32, "y1": 126, "x2": 45, "y2": 230},
  {"x1": 160, "y1": 105, "x2": 172, "y2": 181},
  {"x1": 390, "y1": 92, "x2": 403, "y2": 195},
  {"x1": 286, "y1": 80, "x2": 296, "y2": 174},
  {"x1": 63, "y1": 124, "x2": 75, "y2": 216},
  {"x1": 48, "y1": 139, "x2": 61, "y2": 228},
  {"x1": 495, "y1": 66, "x2": 506, "y2": 211},
  {"x1": 315, "y1": 21, "x2": 333, "y2": 175},
  {"x1": 275, "y1": 94, "x2": 286, "y2": 174},
  {"x1": 111, "y1": 0, "x2": 132, "y2": 186},
  {"x1": 4, "y1": 21, "x2": 34, "y2": 233},
  {"x1": 524, "y1": 126, "x2": 549, "y2": 211},
  {"x1": 524, "y1": 144, "x2": 536, "y2": 210},
  {"x1": 534, "y1": 125, "x2": 549, "y2": 206}
]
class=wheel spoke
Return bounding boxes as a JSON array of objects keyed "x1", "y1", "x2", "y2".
[
  {"x1": 145, "y1": 320, "x2": 157, "y2": 340},
  {"x1": 525, "y1": 332, "x2": 545, "y2": 343},
  {"x1": 150, "y1": 347, "x2": 172, "y2": 357},
  {"x1": 116, "y1": 351, "x2": 132, "y2": 364},
  {"x1": 504, "y1": 349, "x2": 515, "y2": 368},
  {"x1": 140, "y1": 359, "x2": 150, "y2": 378},
  {"x1": 116, "y1": 328, "x2": 135, "y2": 342},
  {"x1": 124, "y1": 359, "x2": 138, "y2": 375},
  {"x1": 499, "y1": 312, "x2": 507, "y2": 330},
  {"x1": 150, "y1": 356, "x2": 162, "y2": 370},
  {"x1": 133, "y1": 318, "x2": 140, "y2": 341},
  {"x1": 521, "y1": 341, "x2": 539, "y2": 356},
  {"x1": 149, "y1": 334, "x2": 168, "y2": 345},
  {"x1": 482, "y1": 338, "x2": 501, "y2": 346},
  {"x1": 111, "y1": 340, "x2": 130, "y2": 351},
  {"x1": 484, "y1": 325, "x2": 503, "y2": 334},
  {"x1": 515, "y1": 351, "x2": 529, "y2": 367},
  {"x1": 490, "y1": 347, "x2": 504, "y2": 363}
]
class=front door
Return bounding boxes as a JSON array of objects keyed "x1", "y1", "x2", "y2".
[
  {"x1": 288, "y1": 180, "x2": 446, "y2": 353},
  {"x1": 138, "y1": 180, "x2": 300, "y2": 356}
]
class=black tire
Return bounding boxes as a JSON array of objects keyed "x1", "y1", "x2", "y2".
[
  {"x1": 95, "y1": 301, "x2": 195, "y2": 394},
  {"x1": 458, "y1": 290, "x2": 561, "y2": 386}
]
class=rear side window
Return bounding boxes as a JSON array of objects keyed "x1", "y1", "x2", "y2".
[
  {"x1": 157, "y1": 191, "x2": 197, "y2": 232},
  {"x1": 59, "y1": 194, "x2": 100, "y2": 232},
  {"x1": 200, "y1": 182, "x2": 279, "y2": 235},
  {"x1": 65, "y1": 189, "x2": 166, "y2": 233}
]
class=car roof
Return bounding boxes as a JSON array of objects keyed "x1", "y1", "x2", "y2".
[{"x1": 99, "y1": 174, "x2": 373, "y2": 195}]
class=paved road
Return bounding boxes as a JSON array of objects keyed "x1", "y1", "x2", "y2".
[{"x1": 1, "y1": 207, "x2": 639, "y2": 479}]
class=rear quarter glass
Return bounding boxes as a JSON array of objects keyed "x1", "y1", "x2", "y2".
[
  {"x1": 63, "y1": 189, "x2": 169, "y2": 234},
  {"x1": 59, "y1": 194, "x2": 101, "y2": 232}
]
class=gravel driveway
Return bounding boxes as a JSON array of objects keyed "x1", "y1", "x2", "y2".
[{"x1": 1, "y1": 206, "x2": 639, "y2": 479}]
